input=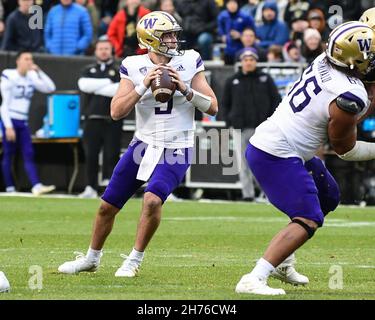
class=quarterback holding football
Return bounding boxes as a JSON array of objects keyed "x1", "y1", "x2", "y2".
[{"x1": 58, "y1": 11, "x2": 218, "y2": 277}]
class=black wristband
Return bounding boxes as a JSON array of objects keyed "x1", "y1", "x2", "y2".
[{"x1": 181, "y1": 85, "x2": 191, "y2": 96}]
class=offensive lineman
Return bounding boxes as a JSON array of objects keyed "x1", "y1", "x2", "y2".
[
  {"x1": 0, "y1": 51, "x2": 56, "y2": 195},
  {"x1": 236, "y1": 22, "x2": 375, "y2": 295},
  {"x1": 58, "y1": 11, "x2": 218, "y2": 277}
]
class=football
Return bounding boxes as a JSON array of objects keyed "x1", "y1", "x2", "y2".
[{"x1": 150, "y1": 66, "x2": 176, "y2": 103}]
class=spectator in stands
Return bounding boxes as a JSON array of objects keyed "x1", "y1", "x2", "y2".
[
  {"x1": 222, "y1": 47, "x2": 281, "y2": 201},
  {"x1": 235, "y1": 27, "x2": 266, "y2": 62},
  {"x1": 240, "y1": 0, "x2": 259, "y2": 17},
  {"x1": 301, "y1": 28, "x2": 323, "y2": 64},
  {"x1": 44, "y1": 0, "x2": 93, "y2": 55},
  {"x1": 267, "y1": 44, "x2": 283, "y2": 62},
  {"x1": 308, "y1": 0, "x2": 329, "y2": 17},
  {"x1": 1, "y1": 0, "x2": 44, "y2": 52},
  {"x1": 284, "y1": 0, "x2": 310, "y2": 46},
  {"x1": 76, "y1": 0, "x2": 99, "y2": 41},
  {"x1": 0, "y1": 1, "x2": 5, "y2": 45},
  {"x1": 218, "y1": 0, "x2": 255, "y2": 65},
  {"x1": 284, "y1": 0, "x2": 310, "y2": 28},
  {"x1": 307, "y1": 8, "x2": 330, "y2": 42},
  {"x1": 77, "y1": 37, "x2": 121, "y2": 198},
  {"x1": 107, "y1": 0, "x2": 150, "y2": 58},
  {"x1": 159, "y1": 0, "x2": 182, "y2": 26},
  {"x1": 332, "y1": 0, "x2": 362, "y2": 21},
  {"x1": 251, "y1": 0, "x2": 288, "y2": 27},
  {"x1": 142, "y1": 0, "x2": 159, "y2": 10},
  {"x1": 282, "y1": 40, "x2": 305, "y2": 63},
  {"x1": 0, "y1": 51, "x2": 56, "y2": 195},
  {"x1": 256, "y1": 0, "x2": 289, "y2": 50},
  {"x1": 175, "y1": 0, "x2": 218, "y2": 61},
  {"x1": 98, "y1": 0, "x2": 120, "y2": 37}
]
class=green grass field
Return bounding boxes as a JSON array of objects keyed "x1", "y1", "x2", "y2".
[{"x1": 1, "y1": 196, "x2": 375, "y2": 300}]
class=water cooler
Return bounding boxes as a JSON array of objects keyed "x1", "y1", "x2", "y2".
[{"x1": 44, "y1": 91, "x2": 80, "y2": 138}]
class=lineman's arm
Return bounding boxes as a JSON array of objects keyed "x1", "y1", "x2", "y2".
[{"x1": 328, "y1": 100, "x2": 375, "y2": 161}]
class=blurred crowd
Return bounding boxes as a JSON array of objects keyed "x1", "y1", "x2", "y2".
[{"x1": 0, "y1": 0, "x2": 374, "y2": 64}]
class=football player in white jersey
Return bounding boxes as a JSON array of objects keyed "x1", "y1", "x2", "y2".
[
  {"x1": 0, "y1": 51, "x2": 56, "y2": 195},
  {"x1": 235, "y1": 22, "x2": 375, "y2": 295},
  {"x1": 58, "y1": 11, "x2": 218, "y2": 277}
]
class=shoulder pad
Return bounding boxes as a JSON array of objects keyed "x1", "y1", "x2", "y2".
[{"x1": 336, "y1": 96, "x2": 364, "y2": 114}]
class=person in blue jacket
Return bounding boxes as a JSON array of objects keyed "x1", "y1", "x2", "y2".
[
  {"x1": 218, "y1": 0, "x2": 255, "y2": 65},
  {"x1": 44, "y1": 0, "x2": 93, "y2": 55},
  {"x1": 256, "y1": 0, "x2": 289, "y2": 50}
]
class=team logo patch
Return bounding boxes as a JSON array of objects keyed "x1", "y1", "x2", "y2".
[
  {"x1": 139, "y1": 67, "x2": 148, "y2": 75},
  {"x1": 90, "y1": 68, "x2": 97, "y2": 73},
  {"x1": 109, "y1": 70, "x2": 115, "y2": 76},
  {"x1": 144, "y1": 18, "x2": 158, "y2": 29},
  {"x1": 233, "y1": 79, "x2": 240, "y2": 85},
  {"x1": 357, "y1": 38, "x2": 372, "y2": 52},
  {"x1": 260, "y1": 75, "x2": 267, "y2": 83}
]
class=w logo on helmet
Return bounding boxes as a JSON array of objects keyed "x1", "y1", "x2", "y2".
[
  {"x1": 357, "y1": 38, "x2": 372, "y2": 52},
  {"x1": 144, "y1": 18, "x2": 158, "y2": 29}
]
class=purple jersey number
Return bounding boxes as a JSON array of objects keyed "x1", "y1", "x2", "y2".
[
  {"x1": 155, "y1": 99, "x2": 173, "y2": 115},
  {"x1": 14, "y1": 85, "x2": 34, "y2": 100},
  {"x1": 288, "y1": 64, "x2": 322, "y2": 113}
]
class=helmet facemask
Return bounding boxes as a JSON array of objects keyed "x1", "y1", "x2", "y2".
[{"x1": 153, "y1": 29, "x2": 185, "y2": 57}]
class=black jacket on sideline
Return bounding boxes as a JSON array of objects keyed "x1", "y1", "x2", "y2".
[
  {"x1": 80, "y1": 60, "x2": 120, "y2": 119},
  {"x1": 1, "y1": 10, "x2": 44, "y2": 51},
  {"x1": 175, "y1": 0, "x2": 218, "y2": 35},
  {"x1": 222, "y1": 68, "x2": 281, "y2": 129}
]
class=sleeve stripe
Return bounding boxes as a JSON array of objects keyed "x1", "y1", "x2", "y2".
[
  {"x1": 1, "y1": 73, "x2": 9, "y2": 79},
  {"x1": 340, "y1": 91, "x2": 365, "y2": 110},
  {"x1": 120, "y1": 65, "x2": 128, "y2": 76},
  {"x1": 196, "y1": 57, "x2": 203, "y2": 69}
]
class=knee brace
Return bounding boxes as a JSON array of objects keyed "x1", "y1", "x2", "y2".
[{"x1": 290, "y1": 219, "x2": 317, "y2": 239}]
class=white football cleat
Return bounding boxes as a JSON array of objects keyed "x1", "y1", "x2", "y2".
[
  {"x1": 0, "y1": 271, "x2": 10, "y2": 293},
  {"x1": 6, "y1": 186, "x2": 16, "y2": 193},
  {"x1": 32, "y1": 183, "x2": 56, "y2": 196},
  {"x1": 115, "y1": 254, "x2": 141, "y2": 277},
  {"x1": 235, "y1": 273, "x2": 286, "y2": 295},
  {"x1": 270, "y1": 253, "x2": 309, "y2": 285},
  {"x1": 58, "y1": 252, "x2": 100, "y2": 274},
  {"x1": 78, "y1": 186, "x2": 98, "y2": 199}
]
